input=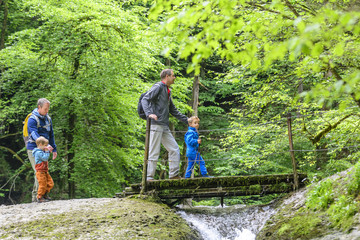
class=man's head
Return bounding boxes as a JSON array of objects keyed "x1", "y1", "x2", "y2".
[
  {"x1": 37, "y1": 98, "x2": 50, "y2": 116},
  {"x1": 188, "y1": 116, "x2": 200, "y2": 130},
  {"x1": 36, "y1": 136, "x2": 49, "y2": 150},
  {"x1": 160, "y1": 69, "x2": 176, "y2": 86}
]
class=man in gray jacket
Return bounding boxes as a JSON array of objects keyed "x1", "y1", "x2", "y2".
[{"x1": 141, "y1": 69, "x2": 188, "y2": 180}]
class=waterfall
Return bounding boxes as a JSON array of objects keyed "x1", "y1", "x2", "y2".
[{"x1": 177, "y1": 203, "x2": 277, "y2": 240}]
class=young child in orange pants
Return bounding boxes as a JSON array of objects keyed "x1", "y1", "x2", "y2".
[{"x1": 32, "y1": 136, "x2": 54, "y2": 203}]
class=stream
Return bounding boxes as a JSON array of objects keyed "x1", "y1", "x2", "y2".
[{"x1": 177, "y1": 203, "x2": 277, "y2": 240}]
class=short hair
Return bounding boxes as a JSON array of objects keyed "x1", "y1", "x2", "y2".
[
  {"x1": 36, "y1": 136, "x2": 49, "y2": 146},
  {"x1": 160, "y1": 69, "x2": 173, "y2": 80},
  {"x1": 188, "y1": 116, "x2": 200, "y2": 124},
  {"x1": 37, "y1": 98, "x2": 50, "y2": 108}
]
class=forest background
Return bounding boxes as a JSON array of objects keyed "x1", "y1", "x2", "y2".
[{"x1": 0, "y1": 0, "x2": 360, "y2": 205}]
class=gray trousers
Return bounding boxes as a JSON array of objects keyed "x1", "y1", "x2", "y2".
[
  {"x1": 147, "y1": 124, "x2": 180, "y2": 180},
  {"x1": 27, "y1": 150, "x2": 39, "y2": 201}
]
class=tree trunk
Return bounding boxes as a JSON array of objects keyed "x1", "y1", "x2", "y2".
[
  {"x1": 191, "y1": 75, "x2": 200, "y2": 116},
  {"x1": 67, "y1": 105, "x2": 76, "y2": 198},
  {"x1": 0, "y1": 0, "x2": 8, "y2": 98},
  {"x1": 287, "y1": 113, "x2": 299, "y2": 190},
  {"x1": 66, "y1": 50, "x2": 83, "y2": 198},
  {"x1": 0, "y1": 0, "x2": 8, "y2": 50}
]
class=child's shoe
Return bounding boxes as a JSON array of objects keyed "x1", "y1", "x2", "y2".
[
  {"x1": 37, "y1": 197, "x2": 48, "y2": 203},
  {"x1": 203, "y1": 175, "x2": 214, "y2": 178}
]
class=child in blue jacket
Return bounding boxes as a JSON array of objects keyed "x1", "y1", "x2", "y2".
[{"x1": 185, "y1": 116, "x2": 212, "y2": 178}]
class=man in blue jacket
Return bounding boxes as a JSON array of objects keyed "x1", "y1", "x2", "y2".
[
  {"x1": 27, "y1": 98, "x2": 57, "y2": 202},
  {"x1": 141, "y1": 69, "x2": 188, "y2": 181}
]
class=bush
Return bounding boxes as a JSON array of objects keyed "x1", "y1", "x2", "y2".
[
  {"x1": 347, "y1": 161, "x2": 360, "y2": 196},
  {"x1": 327, "y1": 195, "x2": 359, "y2": 229},
  {"x1": 306, "y1": 179, "x2": 334, "y2": 210}
]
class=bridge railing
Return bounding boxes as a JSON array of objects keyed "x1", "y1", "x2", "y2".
[{"x1": 140, "y1": 109, "x2": 360, "y2": 193}]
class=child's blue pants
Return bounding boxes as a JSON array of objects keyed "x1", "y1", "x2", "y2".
[{"x1": 185, "y1": 153, "x2": 208, "y2": 178}]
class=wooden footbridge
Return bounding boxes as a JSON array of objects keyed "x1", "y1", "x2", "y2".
[
  {"x1": 116, "y1": 173, "x2": 307, "y2": 200},
  {"x1": 116, "y1": 119, "x2": 307, "y2": 201}
]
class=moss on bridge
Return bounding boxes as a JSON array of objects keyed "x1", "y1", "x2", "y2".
[{"x1": 120, "y1": 173, "x2": 307, "y2": 199}]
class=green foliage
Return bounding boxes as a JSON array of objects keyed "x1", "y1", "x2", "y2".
[
  {"x1": 2, "y1": 0, "x2": 360, "y2": 203},
  {"x1": 323, "y1": 159, "x2": 352, "y2": 177},
  {"x1": 327, "y1": 195, "x2": 358, "y2": 229},
  {"x1": 146, "y1": 0, "x2": 360, "y2": 178},
  {"x1": 278, "y1": 214, "x2": 322, "y2": 238},
  {"x1": 346, "y1": 161, "x2": 360, "y2": 196},
  {"x1": 149, "y1": 0, "x2": 360, "y2": 94},
  {"x1": 306, "y1": 179, "x2": 334, "y2": 210},
  {"x1": 305, "y1": 165, "x2": 360, "y2": 230},
  {"x1": 0, "y1": 0, "x2": 170, "y2": 199}
]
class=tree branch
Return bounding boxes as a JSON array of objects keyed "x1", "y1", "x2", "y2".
[
  {"x1": 309, "y1": 114, "x2": 357, "y2": 144},
  {"x1": 302, "y1": 117, "x2": 314, "y2": 139},
  {"x1": 246, "y1": 2, "x2": 294, "y2": 20},
  {"x1": 284, "y1": 0, "x2": 300, "y2": 17},
  {"x1": 0, "y1": 146, "x2": 26, "y2": 164},
  {"x1": 0, "y1": 132, "x2": 21, "y2": 139},
  {"x1": 329, "y1": 66, "x2": 360, "y2": 108},
  {"x1": 199, "y1": 81, "x2": 209, "y2": 90},
  {"x1": 296, "y1": 2, "x2": 317, "y2": 16}
]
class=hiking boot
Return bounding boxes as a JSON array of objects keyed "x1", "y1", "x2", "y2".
[
  {"x1": 170, "y1": 175, "x2": 182, "y2": 180},
  {"x1": 203, "y1": 175, "x2": 214, "y2": 178},
  {"x1": 43, "y1": 193, "x2": 52, "y2": 201},
  {"x1": 37, "y1": 197, "x2": 48, "y2": 203}
]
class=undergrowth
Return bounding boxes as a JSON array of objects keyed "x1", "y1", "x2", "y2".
[{"x1": 306, "y1": 161, "x2": 360, "y2": 230}]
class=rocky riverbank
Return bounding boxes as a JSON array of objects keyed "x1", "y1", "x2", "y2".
[
  {"x1": 0, "y1": 197, "x2": 200, "y2": 239},
  {"x1": 257, "y1": 168, "x2": 360, "y2": 240}
]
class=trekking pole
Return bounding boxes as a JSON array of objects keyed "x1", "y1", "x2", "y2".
[
  {"x1": 141, "y1": 118, "x2": 151, "y2": 195},
  {"x1": 197, "y1": 135, "x2": 201, "y2": 176}
]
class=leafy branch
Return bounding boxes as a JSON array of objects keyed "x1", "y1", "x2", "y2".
[
  {"x1": 303, "y1": 114, "x2": 358, "y2": 145},
  {"x1": 0, "y1": 146, "x2": 26, "y2": 164}
]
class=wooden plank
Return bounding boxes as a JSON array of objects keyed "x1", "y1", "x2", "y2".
[
  {"x1": 157, "y1": 184, "x2": 294, "y2": 199},
  {"x1": 117, "y1": 183, "x2": 297, "y2": 199},
  {"x1": 116, "y1": 173, "x2": 308, "y2": 199},
  {"x1": 130, "y1": 173, "x2": 307, "y2": 191}
]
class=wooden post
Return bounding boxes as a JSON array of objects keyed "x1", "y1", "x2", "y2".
[
  {"x1": 140, "y1": 118, "x2": 151, "y2": 195},
  {"x1": 287, "y1": 113, "x2": 299, "y2": 190},
  {"x1": 191, "y1": 75, "x2": 200, "y2": 116}
]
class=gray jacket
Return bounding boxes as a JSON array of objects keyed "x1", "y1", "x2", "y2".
[{"x1": 141, "y1": 81, "x2": 188, "y2": 126}]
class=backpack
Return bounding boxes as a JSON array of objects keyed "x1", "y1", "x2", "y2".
[
  {"x1": 137, "y1": 92, "x2": 148, "y2": 120},
  {"x1": 23, "y1": 113, "x2": 51, "y2": 146},
  {"x1": 137, "y1": 83, "x2": 161, "y2": 120}
]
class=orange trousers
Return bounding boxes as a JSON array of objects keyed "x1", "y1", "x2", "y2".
[{"x1": 35, "y1": 171, "x2": 54, "y2": 199}]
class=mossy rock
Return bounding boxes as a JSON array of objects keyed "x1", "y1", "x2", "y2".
[{"x1": 0, "y1": 198, "x2": 200, "y2": 240}]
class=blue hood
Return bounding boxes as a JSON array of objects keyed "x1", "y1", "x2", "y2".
[{"x1": 32, "y1": 108, "x2": 49, "y2": 120}]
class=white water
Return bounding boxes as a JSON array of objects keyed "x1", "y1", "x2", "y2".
[{"x1": 178, "y1": 204, "x2": 277, "y2": 240}]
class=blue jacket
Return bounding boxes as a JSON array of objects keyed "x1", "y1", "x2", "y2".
[
  {"x1": 26, "y1": 108, "x2": 57, "y2": 152},
  {"x1": 141, "y1": 81, "x2": 188, "y2": 126},
  {"x1": 185, "y1": 127, "x2": 200, "y2": 158},
  {"x1": 32, "y1": 148, "x2": 50, "y2": 172}
]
